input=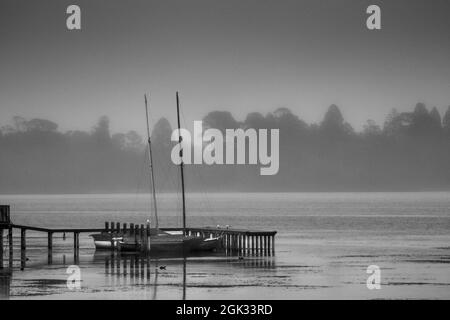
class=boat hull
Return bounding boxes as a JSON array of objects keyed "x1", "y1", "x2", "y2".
[
  {"x1": 91, "y1": 233, "x2": 123, "y2": 250},
  {"x1": 91, "y1": 232, "x2": 222, "y2": 253},
  {"x1": 191, "y1": 237, "x2": 222, "y2": 251}
]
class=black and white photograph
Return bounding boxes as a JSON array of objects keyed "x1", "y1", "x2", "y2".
[{"x1": 0, "y1": 0, "x2": 450, "y2": 306}]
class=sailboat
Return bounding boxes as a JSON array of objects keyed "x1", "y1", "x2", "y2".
[
  {"x1": 91, "y1": 93, "x2": 221, "y2": 252},
  {"x1": 174, "y1": 92, "x2": 222, "y2": 251},
  {"x1": 91, "y1": 94, "x2": 199, "y2": 252}
]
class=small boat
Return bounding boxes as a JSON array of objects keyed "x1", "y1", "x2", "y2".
[
  {"x1": 193, "y1": 236, "x2": 222, "y2": 251},
  {"x1": 90, "y1": 233, "x2": 122, "y2": 250},
  {"x1": 118, "y1": 232, "x2": 201, "y2": 252}
]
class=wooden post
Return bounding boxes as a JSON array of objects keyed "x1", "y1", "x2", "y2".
[
  {"x1": 261, "y1": 235, "x2": 264, "y2": 254},
  {"x1": 267, "y1": 236, "x2": 271, "y2": 255},
  {"x1": 48, "y1": 232, "x2": 53, "y2": 265},
  {"x1": 135, "y1": 225, "x2": 139, "y2": 248},
  {"x1": 123, "y1": 223, "x2": 127, "y2": 234},
  {"x1": 46, "y1": 231, "x2": 52, "y2": 249},
  {"x1": 245, "y1": 235, "x2": 248, "y2": 254},
  {"x1": 251, "y1": 235, "x2": 255, "y2": 254},
  {"x1": 7, "y1": 228, "x2": 12, "y2": 268},
  {"x1": 105, "y1": 221, "x2": 109, "y2": 232},
  {"x1": 20, "y1": 228, "x2": 26, "y2": 251},
  {"x1": 74, "y1": 232, "x2": 80, "y2": 251},
  {"x1": 8, "y1": 227, "x2": 13, "y2": 262},
  {"x1": 272, "y1": 235, "x2": 275, "y2": 254},
  {"x1": 0, "y1": 228, "x2": 4, "y2": 269},
  {"x1": 140, "y1": 224, "x2": 145, "y2": 251},
  {"x1": 146, "y1": 222, "x2": 151, "y2": 251},
  {"x1": 0, "y1": 205, "x2": 10, "y2": 224},
  {"x1": 130, "y1": 223, "x2": 134, "y2": 238},
  {"x1": 220, "y1": 234, "x2": 225, "y2": 249}
]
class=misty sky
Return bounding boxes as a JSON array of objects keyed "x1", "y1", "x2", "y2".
[{"x1": 1, "y1": 0, "x2": 449, "y2": 135}]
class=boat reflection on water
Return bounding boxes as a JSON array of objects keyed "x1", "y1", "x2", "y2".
[
  {"x1": 0, "y1": 250, "x2": 275, "y2": 300},
  {"x1": 95, "y1": 250, "x2": 276, "y2": 300}
]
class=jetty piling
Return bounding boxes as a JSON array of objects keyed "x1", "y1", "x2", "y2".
[
  {"x1": 8, "y1": 228, "x2": 13, "y2": 266},
  {"x1": 0, "y1": 229, "x2": 3, "y2": 269}
]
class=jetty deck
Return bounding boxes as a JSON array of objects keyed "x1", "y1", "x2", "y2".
[{"x1": 1, "y1": 205, "x2": 276, "y2": 269}]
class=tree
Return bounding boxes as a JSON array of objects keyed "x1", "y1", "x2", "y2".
[
  {"x1": 203, "y1": 111, "x2": 240, "y2": 133},
  {"x1": 410, "y1": 103, "x2": 442, "y2": 138},
  {"x1": 151, "y1": 118, "x2": 172, "y2": 149},
  {"x1": 244, "y1": 112, "x2": 267, "y2": 129},
  {"x1": 443, "y1": 106, "x2": 450, "y2": 136},
  {"x1": 12, "y1": 116, "x2": 27, "y2": 132},
  {"x1": 320, "y1": 104, "x2": 353, "y2": 137},
  {"x1": 363, "y1": 119, "x2": 382, "y2": 137},
  {"x1": 26, "y1": 118, "x2": 58, "y2": 132},
  {"x1": 92, "y1": 116, "x2": 111, "y2": 146},
  {"x1": 429, "y1": 107, "x2": 443, "y2": 136},
  {"x1": 383, "y1": 108, "x2": 412, "y2": 138},
  {"x1": 125, "y1": 131, "x2": 143, "y2": 151},
  {"x1": 430, "y1": 107, "x2": 441, "y2": 127}
]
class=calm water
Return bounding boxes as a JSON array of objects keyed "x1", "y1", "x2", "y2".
[{"x1": 1, "y1": 192, "x2": 449, "y2": 299}]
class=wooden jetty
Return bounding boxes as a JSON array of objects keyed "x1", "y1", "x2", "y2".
[{"x1": 1, "y1": 205, "x2": 277, "y2": 269}]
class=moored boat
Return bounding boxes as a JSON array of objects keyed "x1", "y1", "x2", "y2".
[
  {"x1": 90, "y1": 233, "x2": 122, "y2": 250},
  {"x1": 91, "y1": 94, "x2": 201, "y2": 253},
  {"x1": 193, "y1": 236, "x2": 222, "y2": 251}
]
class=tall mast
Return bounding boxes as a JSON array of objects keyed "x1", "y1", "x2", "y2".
[
  {"x1": 145, "y1": 94, "x2": 159, "y2": 229},
  {"x1": 176, "y1": 91, "x2": 187, "y2": 234}
]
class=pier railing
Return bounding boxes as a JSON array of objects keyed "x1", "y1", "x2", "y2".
[{"x1": 162, "y1": 227, "x2": 276, "y2": 255}]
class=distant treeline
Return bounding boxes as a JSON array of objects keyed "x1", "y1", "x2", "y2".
[{"x1": 1, "y1": 103, "x2": 450, "y2": 193}]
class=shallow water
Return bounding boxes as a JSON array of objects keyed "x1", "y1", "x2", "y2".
[{"x1": 1, "y1": 192, "x2": 449, "y2": 299}]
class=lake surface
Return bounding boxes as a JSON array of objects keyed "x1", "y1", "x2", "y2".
[{"x1": 1, "y1": 192, "x2": 449, "y2": 299}]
